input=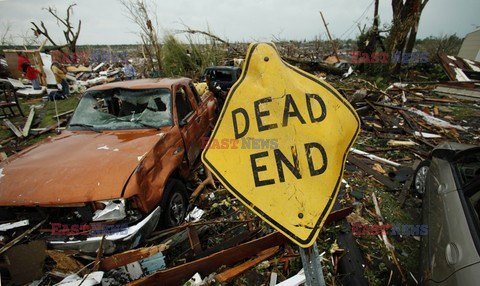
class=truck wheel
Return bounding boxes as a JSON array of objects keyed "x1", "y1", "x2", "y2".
[
  {"x1": 412, "y1": 160, "x2": 431, "y2": 196},
  {"x1": 162, "y1": 179, "x2": 188, "y2": 227}
]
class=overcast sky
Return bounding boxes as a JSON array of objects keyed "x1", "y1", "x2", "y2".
[{"x1": 1, "y1": 0, "x2": 479, "y2": 45}]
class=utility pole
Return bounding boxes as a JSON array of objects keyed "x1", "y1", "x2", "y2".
[
  {"x1": 366, "y1": 0, "x2": 380, "y2": 54},
  {"x1": 319, "y1": 11, "x2": 339, "y2": 63}
]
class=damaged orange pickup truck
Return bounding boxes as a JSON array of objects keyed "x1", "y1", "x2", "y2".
[{"x1": 0, "y1": 77, "x2": 217, "y2": 254}]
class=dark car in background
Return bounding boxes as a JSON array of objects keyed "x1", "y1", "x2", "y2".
[
  {"x1": 202, "y1": 66, "x2": 241, "y2": 92},
  {"x1": 415, "y1": 142, "x2": 480, "y2": 285}
]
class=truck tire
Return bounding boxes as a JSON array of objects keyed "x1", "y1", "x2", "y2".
[{"x1": 161, "y1": 179, "x2": 188, "y2": 227}]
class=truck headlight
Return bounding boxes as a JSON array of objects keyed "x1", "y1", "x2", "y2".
[{"x1": 92, "y1": 199, "x2": 126, "y2": 222}]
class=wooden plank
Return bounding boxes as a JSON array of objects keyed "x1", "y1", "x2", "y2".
[
  {"x1": 324, "y1": 206, "x2": 354, "y2": 225},
  {"x1": 347, "y1": 154, "x2": 400, "y2": 191},
  {"x1": 187, "y1": 226, "x2": 202, "y2": 256},
  {"x1": 37, "y1": 119, "x2": 67, "y2": 135},
  {"x1": 22, "y1": 107, "x2": 35, "y2": 137},
  {"x1": 100, "y1": 244, "x2": 169, "y2": 271},
  {"x1": 127, "y1": 232, "x2": 289, "y2": 286},
  {"x1": 398, "y1": 160, "x2": 420, "y2": 207},
  {"x1": 3, "y1": 119, "x2": 23, "y2": 138},
  {"x1": 214, "y1": 246, "x2": 279, "y2": 283},
  {"x1": 52, "y1": 109, "x2": 74, "y2": 119}
]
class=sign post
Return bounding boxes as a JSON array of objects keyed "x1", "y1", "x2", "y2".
[
  {"x1": 299, "y1": 242, "x2": 325, "y2": 286},
  {"x1": 202, "y1": 43, "x2": 360, "y2": 285}
]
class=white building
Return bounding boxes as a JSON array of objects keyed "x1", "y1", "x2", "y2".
[{"x1": 458, "y1": 29, "x2": 480, "y2": 61}]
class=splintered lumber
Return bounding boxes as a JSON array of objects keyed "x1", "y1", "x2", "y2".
[
  {"x1": 52, "y1": 109, "x2": 74, "y2": 119},
  {"x1": 93, "y1": 235, "x2": 106, "y2": 271},
  {"x1": 324, "y1": 206, "x2": 354, "y2": 225},
  {"x1": 100, "y1": 244, "x2": 169, "y2": 271},
  {"x1": 350, "y1": 148, "x2": 401, "y2": 167},
  {"x1": 387, "y1": 140, "x2": 416, "y2": 147},
  {"x1": 0, "y1": 218, "x2": 47, "y2": 255},
  {"x1": 37, "y1": 118, "x2": 67, "y2": 135},
  {"x1": 22, "y1": 107, "x2": 35, "y2": 137},
  {"x1": 3, "y1": 119, "x2": 23, "y2": 138},
  {"x1": 214, "y1": 246, "x2": 280, "y2": 283},
  {"x1": 407, "y1": 107, "x2": 467, "y2": 131},
  {"x1": 336, "y1": 219, "x2": 368, "y2": 285},
  {"x1": 127, "y1": 232, "x2": 289, "y2": 286},
  {"x1": 398, "y1": 160, "x2": 420, "y2": 207},
  {"x1": 347, "y1": 154, "x2": 400, "y2": 190},
  {"x1": 187, "y1": 225, "x2": 202, "y2": 256},
  {"x1": 372, "y1": 193, "x2": 406, "y2": 283}
]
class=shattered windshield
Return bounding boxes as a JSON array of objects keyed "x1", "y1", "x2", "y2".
[{"x1": 69, "y1": 88, "x2": 172, "y2": 130}]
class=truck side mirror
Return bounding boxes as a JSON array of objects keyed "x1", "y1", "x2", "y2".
[{"x1": 179, "y1": 118, "x2": 187, "y2": 127}]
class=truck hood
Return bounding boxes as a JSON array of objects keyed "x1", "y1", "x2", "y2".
[{"x1": 0, "y1": 129, "x2": 168, "y2": 206}]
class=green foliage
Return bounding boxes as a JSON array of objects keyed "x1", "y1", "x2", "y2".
[{"x1": 162, "y1": 33, "x2": 225, "y2": 79}]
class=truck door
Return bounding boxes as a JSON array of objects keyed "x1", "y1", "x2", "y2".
[{"x1": 174, "y1": 84, "x2": 204, "y2": 166}]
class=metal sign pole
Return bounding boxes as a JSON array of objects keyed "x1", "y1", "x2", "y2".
[{"x1": 299, "y1": 242, "x2": 325, "y2": 286}]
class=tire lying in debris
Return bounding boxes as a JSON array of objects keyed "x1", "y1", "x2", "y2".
[
  {"x1": 161, "y1": 179, "x2": 188, "y2": 227},
  {"x1": 412, "y1": 160, "x2": 431, "y2": 196}
]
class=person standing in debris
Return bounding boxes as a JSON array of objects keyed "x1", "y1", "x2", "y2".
[
  {"x1": 25, "y1": 65, "x2": 41, "y2": 90},
  {"x1": 17, "y1": 52, "x2": 41, "y2": 90},
  {"x1": 51, "y1": 63, "x2": 70, "y2": 96},
  {"x1": 16, "y1": 52, "x2": 30, "y2": 74},
  {"x1": 123, "y1": 60, "x2": 136, "y2": 80}
]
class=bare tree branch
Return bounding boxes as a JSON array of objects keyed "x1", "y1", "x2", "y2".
[
  {"x1": 1, "y1": 22, "x2": 13, "y2": 46},
  {"x1": 31, "y1": 4, "x2": 81, "y2": 53},
  {"x1": 176, "y1": 23, "x2": 242, "y2": 56},
  {"x1": 118, "y1": 0, "x2": 162, "y2": 72}
]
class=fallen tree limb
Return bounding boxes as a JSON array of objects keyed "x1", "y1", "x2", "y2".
[{"x1": 189, "y1": 167, "x2": 216, "y2": 204}]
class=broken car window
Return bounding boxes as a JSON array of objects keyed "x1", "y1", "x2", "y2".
[
  {"x1": 69, "y1": 88, "x2": 172, "y2": 130},
  {"x1": 175, "y1": 87, "x2": 193, "y2": 121}
]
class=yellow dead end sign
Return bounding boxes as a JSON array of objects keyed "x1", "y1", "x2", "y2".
[{"x1": 202, "y1": 43, "x2": 360, "y2": 247}]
